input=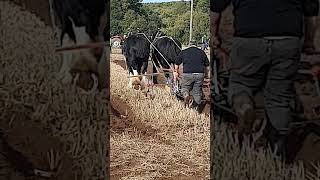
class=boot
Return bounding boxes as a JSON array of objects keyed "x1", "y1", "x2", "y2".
[
  {"x1": 271, "y1": 135, "x2": 287, "y2": 161},
  {"x1": 264, "y1": 124, "x2": 288, "y2": 162},
  {"x1": 235, "y1": 103, "x2": 256, "y2": 145},
  {"x1": 191, "y1": 102, "x2": 201, "y2": 113},
  {"x1": 184, "y1": 94, "x2": 194, "y2": 108},
  {"x1": 232, "y1": 94, "x2": 256, "y2": 145}
]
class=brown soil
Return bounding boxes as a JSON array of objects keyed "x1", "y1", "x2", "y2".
[
  {"x1": 113, "y1": 60, "x2": 126, "y2": 70},
  {"x1": 0, "y1": 106, "x2": 77, "y2": 180},
  {"x1": 110, "y1": 95, "x2": 205, "y2": 180},
  {"x1": 110, "y1": 95, "x2": 158, "y2": 138}
]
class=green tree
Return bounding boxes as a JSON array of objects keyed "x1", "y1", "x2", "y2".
[
  {"x1": 110, "y1": 0, "x2": 163, "y2": 37},
  {"x1": 110, "y1": 0, "x2": 208, "y2": 45},
  {"x1": 122, "y1": 10, "x2": 138, "y2": 33},
  {"x1": 110, "y1": 0, "x2": 124, "y2": 35},
  {"x1": 192, "y1": 11, "x2": 209, "y2": 43}
]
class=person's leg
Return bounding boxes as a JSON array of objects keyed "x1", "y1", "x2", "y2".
[
  {"x1": 228, "y1": 37, "x2": 270, "y2": 141},
  {"x1": 192, "y1": 73, "x2": 205, "y2": 109},
  {"x1": 181, "y1": 73, "x2": 194, "y2": 99},
  {"x1": 265, "y1": 37, "x2": 301, "y2": 157}
]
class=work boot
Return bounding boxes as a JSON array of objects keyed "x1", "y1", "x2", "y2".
[
  {"x1": 191, "y1": 102, "x2": 201, "y2": 113},
  {"x1": 231, "y1": 94, "x2": 256, "y2": 145},
  {"x1": 184, "y1": 95, "x2": 194, "y2": 108},
  {"x1": 236, "y1": 103, "x2": 256, "y2": 145},
  {"x1": 269, "y1": 135, "x2": 287, "y2": 162},
  {"x1": 264, "y1": 124, "x2": 288, "y2": 162}
]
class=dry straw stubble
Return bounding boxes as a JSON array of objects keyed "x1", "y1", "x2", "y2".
[
  {"x1": 110, "y1": 61, "x2": 209, "y2": 179},
  {"x1": 0, "y1": 1, "x2": 108, "y2": 179}
]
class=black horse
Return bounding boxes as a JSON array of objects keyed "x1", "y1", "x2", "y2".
[
  {"x1": 150, "y1": 31, "x2": 182, "y2": 84},
  {"x1": 122, "y1": 34, "x2": 150, "y2": 89}
]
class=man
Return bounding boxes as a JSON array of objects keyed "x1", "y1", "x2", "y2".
[
  {"x1": 201, "y1": 35, "x2": 208, "y2": 50},
  {"x1": 174, "y1": 41, "x2": 210, "y2": 112},
  {"x1": 210, "y1": 0, "x2": 319, "y2": 158},
  {"x1": 127, "y1": 28, "x2": 133, "y2": 37}
]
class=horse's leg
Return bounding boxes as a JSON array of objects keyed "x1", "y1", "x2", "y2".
[
  {"x1": 127, "y1": 56, "x2": 134, "y2": 88},
  {"x1": 141, "y1": 59, "x2": 149, "y2": 88},
  {"x1": 58, "y1": 36, "x2": 74, "y2": 84},
  {"x1": 151, "y1": 53, "x2": 159, "y2": 84}
]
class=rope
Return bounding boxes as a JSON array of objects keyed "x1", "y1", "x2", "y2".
[
  {"x1": 151, "y1": 51, "x2": 165, "y2": 72},
  {"x1": 137, "y1": 33, "x2": 174, "y2": 72},
  {"x1": 149, "y1": 54, "x2": 161, "y2": 73},
  {"x1": 168, "y1": 37, "x2": 182, "y2": 51},
  {"x1": 55, "y1": 42, "x2": 108, "y2": 52},
  {"x1": 124, "y1": 33, "x2": 183, "y2": 97},
  {"x1": 151, "y1": 35, "x2": 184, "y2": 94},
  {"x1": 150, "y1": 35, "x2": 183, "y2": 81}
]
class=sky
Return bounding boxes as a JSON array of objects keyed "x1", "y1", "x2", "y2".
[{"x1": 142, "y1": 0, "x2": 189, "y2": 3}]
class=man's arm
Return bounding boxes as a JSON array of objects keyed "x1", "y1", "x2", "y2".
[
  {"x1": 174, "y1": 64, "x2": 180, "y2": 73},
  {"x1": 303, "y1": 0, "x2": 319, "y2": 17},
  {"x1": 210, "y1": 12, "x2": 221, "y2": 37},
  {"x1": 174, "y1": 53, "x2": 183, "y2": 81},
  {"x1": 210, "y1": 0, "x2": 231, "y2": 48},
  {"x1": 303, "y1": 0, "x2": 319, "y2": 53},
  {"x1": 203, "y1": 53, "x2": 210, "y2": 78}
]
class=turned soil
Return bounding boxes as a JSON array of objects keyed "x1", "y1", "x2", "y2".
[{"x1": 0, "y1": 107, "x2": 77, "y2": 180}]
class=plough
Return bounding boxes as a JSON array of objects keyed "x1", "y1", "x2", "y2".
[
  {"x1": 123, "y1": 32, "x2": 184, "y2": 100},
  {"x1": 55, "y1": 42, "x2": 108, "y2": 52},
  {"x1": 122, "y1": 32, "x2": 211, "y2": 105}
]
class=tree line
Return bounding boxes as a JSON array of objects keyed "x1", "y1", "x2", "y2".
[{"x1": 111, "y1": 0, "x2": 209, "y2": 45}]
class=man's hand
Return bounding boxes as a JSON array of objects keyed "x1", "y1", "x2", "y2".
[
  {"x1": 204, "y1": 66, "x2": 210, "y2": 79},
  {"x1": 174, "y1": 65, "x2": 180, "y2": 81},
  {"x1": 204, "y1": 73, "x2": 209, "y2": 79},
  {"x1": 173, "y1": 71, "x2": 180, "y2": 81}
]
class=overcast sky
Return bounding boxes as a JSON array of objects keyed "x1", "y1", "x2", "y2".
[{"x1": 142, "y1": 0, "x2": 189, "y2": 3}]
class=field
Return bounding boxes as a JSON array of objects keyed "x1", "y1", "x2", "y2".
[
  {"x1": 211, "y1": 7, "x2": 320, "y2": 180},
  {"x1": 0, "y1": 1, "x2": 108, "y2": 179},
  {"x1": 110, "y1": 48, "x2": 210, "y2": 179}
]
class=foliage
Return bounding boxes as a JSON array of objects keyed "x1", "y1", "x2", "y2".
[
  {"x1": 111, "y1": 0, "x2": 161, "y2": 37},
  {"x1": 110, "y1": 0, "x2": 209, "y2": 45}
]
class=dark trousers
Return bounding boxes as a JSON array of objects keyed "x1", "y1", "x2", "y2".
[
  {"x1": 181, "y1": 73, "x2": 205, "y2": 105},
  {"x1": 228, "y1": 37, "x2": 302, "y2": 134}
]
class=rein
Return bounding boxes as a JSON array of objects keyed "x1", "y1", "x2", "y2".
[{"x1": 55, "y1": 42, "x2": 108, "y2": 53}]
